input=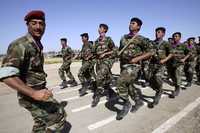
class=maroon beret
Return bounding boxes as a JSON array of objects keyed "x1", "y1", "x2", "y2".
[{"x1": 24, "y1": 10, "x2": 45, "y2": 22}]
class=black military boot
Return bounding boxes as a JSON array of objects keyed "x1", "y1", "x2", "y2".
[
  {"x1": 60, "y1": 80, "x2": 68, "y2": 89},
  {"x1": 130, "y1": 97, "x2": 144, "y2": 113},
  {"x1": 172, "y1": 86, "x2": 180, "y2": 97},
  {"x1": 185, "y1": 82, "x2": 192, "y2": 87},
  {"x1": 130, "y1": 88, "x2": 144, "y2": 112},
  {"x1": 196, "y1": 80, "x2": 200, "y2": 86},
  {"x1": 196, "y1": 76, "x2": 200, "y2": 85},
  {"x1": 91, "y1": 90, "x2": 101, "y2": 107},
  {"x1": 60, "y1": 101, "x2": 68, "y2": 108},
  {"x1": 116, "y1": 99, "x2": 131, "y2": 120},
  {"x1": 104, "y1": 84, "x2": 114, "y2": 101},
  {"x1": 79, "y1": 82, "x2": 88, "y2": 97},
  {"x1": 153, "y1": 90, "x2": 163, "y2": 105},
  {"x1": 70, "y1": 80, "x2": 78, "y2": 87}
]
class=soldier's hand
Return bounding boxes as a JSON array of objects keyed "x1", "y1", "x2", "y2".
[
  {"x1": 180, "y1": 59, "x2": 185, "y2": 63},
  {"x1": 160, "y1": 59, "x2": 165, "y2": 64},
  {"x1": 32, "y1": 89, "x2": 53, "y2": 101},
  {"x1": 99, "y1": 53, "x2": 105, "y2": 59},
  {"x1": 130, "y1": 58, "x2": 138, "y2": 64}
]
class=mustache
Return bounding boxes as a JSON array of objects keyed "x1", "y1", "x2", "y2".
[{"x1": 33, "y1": 29, "x2": 43, "y2": 33}]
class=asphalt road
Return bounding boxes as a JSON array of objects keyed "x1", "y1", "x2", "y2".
[{"x1": 0, "y1": 62, "x2": 200, "y2": 133}]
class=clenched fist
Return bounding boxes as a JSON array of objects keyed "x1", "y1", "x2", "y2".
[{"x1": 32, "y1": 89, "x2": 53, "y2": 101}]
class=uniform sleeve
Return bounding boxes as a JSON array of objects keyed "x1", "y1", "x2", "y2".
[
  {"x1": 92, "y1": 40, "x2": 97, "y2": 54},
  {"x1": 143, "y1": 38, "x2": 155, "y2": 54},
  {"x1": 183, "y1": 44, "x2": 190, "y2": 55},
  {"x1": 0, "y1": 43, "x2": 25, "y2": 80},
  {"x1": 68, "y1": 47, "x2": 75, "y2": 57},
  {"x1": 119, "y1": 37, "x2": 124, "y2": 51},
  {"x1": 108, "y1": 37, "x2": 115, "y2": 49},
  {"x1": 108, "y1": 37, "x2": 118, "y2": 57},
  {"x1": 164, "y1": 41, "x2": 172, "y2": 55}
]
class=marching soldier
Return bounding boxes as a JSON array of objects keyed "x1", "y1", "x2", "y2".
[
  {"x1": 58, "y1": 38, "x2": 78, "y2": 88},
  {"x1": 147, "y1": 27, "x2": 173, "y2": 106},
  {"x1": 183, "y1": 37, "x2": 196, "y2": 87},
  {"x1": 116, "y1": 17, "x2": 153, "y2": 120},
  {"x1": 0, "y1": 10, "x2": 68, "y2": 132},
  {"x1": 91, "y1": 24, "x2": 117, "y2": 107},
  {"x1": 167, "y1": 32, "x2": 189, "y2": 97},
  {"x1": 168, "y1": 37, "x2": 174, "y2": 44},
  {"x1": 195, "y1": 36, "x2": 200, "y2": 85},
  {"x1": 78, "y1": 33, "x2": 96, "y2": 96}
]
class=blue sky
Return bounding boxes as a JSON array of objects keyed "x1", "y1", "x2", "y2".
[{"x1": 0, "y1": 0, "x2": 199, "y2": 54}]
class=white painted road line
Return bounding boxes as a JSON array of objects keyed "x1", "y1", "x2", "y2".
[
  {"x1": 62, "y1": 93, "x2": 93, "y2": 101},
  {"x1": 88, "y1": 115, "x2": 116, "y2": 131},
  {"x1": 152, "y1": 97, "x2": 200, "y2": 133},
  {"x1": 72, "y1": 100, "x2": 107, "y2": 113},
  {"x1": 87, "y1": 94, "x2": 168, "y2": 131},
  {"x1": 54, "y1": 87, "x2": 80, "y2": 94}
]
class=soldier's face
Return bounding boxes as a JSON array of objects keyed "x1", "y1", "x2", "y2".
[
  {"x1": 98, "y1": 27, "x2": 106, "y2": 34},
  {"x1": 81, "y1": 36, "x2": 88, "y2": 43},
  {"x1": 189, "y1": 40, "x2": 194, "y2": 45},
  {"x1": 27, "y1": 19, "x2": 45, "y2": 39},
  {"x1": 129, "y1": 21, "x2": 140, "y2": 32},
  {"x1": 61, "y1": 40, "x2": 67, "y2": 46},
  {"x1": 156, "y1": 30, "x2": 165, "y2": 39},
  {"x1": 173, "y1": 34, "x2": 181, "y2": 42},
  {"x1": 168, "y1": 39, "x2": 174, "y2": 44}
]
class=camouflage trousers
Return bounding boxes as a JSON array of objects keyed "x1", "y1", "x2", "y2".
[
  {"x1": 146, "y1": 64, "x2": 164, "y2": 92},
  {"x1": 78, "y1": 60, "x2": 96, "y2": 84},
  {"x1": 117, "y1": 64, "x2": 141, "y2": 101},
  {"x1": 167, "y1": 63, "x2": 182, "y2": 87},
  {"x1": 137, "y1": 61, "x2": 149, "y2": 81},
  {"x1": 184, "y1": 61, "x2": 195, "y2": 83},
  {"x1": 95, "y1": 61, "x2": 112, "y2": 92},
  {"x1": 58, "y1": 62, "x2": 75, "y2": 81},
  {"x1": 195, "y1": 57, "x2": 200, "y2": 82},
  {"x1": 18, "y1": 95, "x2": 67, "y2": 133}
]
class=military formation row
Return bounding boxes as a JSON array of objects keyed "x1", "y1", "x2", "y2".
[{"x1": 0, "y1": 10, "x2": 200, "y2": 132}]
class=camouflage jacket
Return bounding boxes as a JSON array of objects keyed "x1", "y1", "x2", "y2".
[
  {"x1": 185, "y1": 43, "x2": 196, "y2": 62},
  {"x1": 119, "y1": 34, "x2": 153, "y2": 66},
  {"x1": 195, "y1": 43, "x2": 200, "y2": 56},
  {"x1": 61, "y1": 46, "x2": 74, "y2": 63},
  {"x1": 80, "y1": 42, "x2": 94, "y2": 61},
  {"x1": 0, "y1": 33, "x2": 47, "y2": 88},
  {"x1": 93, "y1": 36, "x2": 117, "y2": 67},
  {"x1": 170, "y1": 42, "x2": 188, "y2": 65},
  {"x1": 150, "y1": 39, "x2": 171, "y2": 64}
]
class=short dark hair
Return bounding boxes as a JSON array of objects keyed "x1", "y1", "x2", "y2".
[
  {"x1": 172, "y1": 32, "x2": 181, "y2": 38},
  {"x1": 168, "y1": 37, "x2": 173, "y2": 40},
  {"x1": 80, "y1": 33, "x2": 89, "y2": 40},
  {"x1": 187, "y1": 37, "x2": 195, "y2": 41},
  {"x1": 60, "y1": 38, "x2": 67, "y2": 42},
  {"x1": 130, "y1": 17, "x2": 143, "y2": 26},
  {"x1": 99, "y1": 24, "x2": 109, "y2": 33},
  {"x1": 155, "y1": 27, "x2": 166, "y2": 33}
]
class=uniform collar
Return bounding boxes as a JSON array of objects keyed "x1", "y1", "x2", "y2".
[
  {"x1": 172, "y1": 41, "x2": 181, "y2": 48},
  {"x1": 187, "y1": 43, "x2": 193, "y2": 49},
  {"x1": 26, "y1": 33, "x2": 43, "y2": 51}
]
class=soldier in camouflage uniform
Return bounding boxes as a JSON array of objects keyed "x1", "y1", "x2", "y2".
[
  {"x1": 91, "y1": 24, "x2": 117, "y2": 107},
  {"x1": 195, "y1": 37, "x2": 200, "y2": 85},
  {"x1": 0, "y1": 10, "x2": 68, "y2": 133},
  {"x1": 183, "y1": 37, "x2": 196, "y2": 87},
  {"x1": 167, "y1": 32, "x2": 189, "y2": 97},
  {"x1": 116, "y1": 18, "x2": 153, "y2": 120},
  {"x1": 78, "y1": 33, "x2": 96, "y2": 96},
  {"x1": 147, "y1": 27, "x2": 173, "y2": 106},
  {"x1": 168, "y1": 37, "x2": 174, "y2": 45},
  {"x1": 58, "y1": 38, "x2": 78, "y2": 88}
]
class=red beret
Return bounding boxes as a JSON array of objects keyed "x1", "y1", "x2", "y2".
[{"x1": 24, "y1": 10, "x2": 45, "y2": 22}]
